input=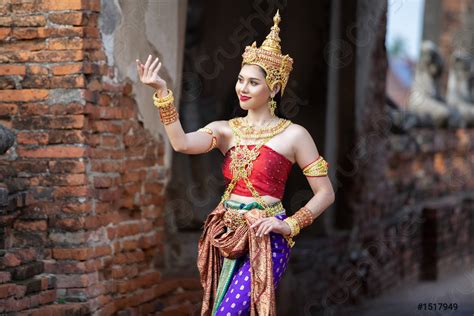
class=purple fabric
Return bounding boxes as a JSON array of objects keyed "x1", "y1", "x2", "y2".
[{"x1": 214, "y1": 214, "x2": 291, "y2": 316}]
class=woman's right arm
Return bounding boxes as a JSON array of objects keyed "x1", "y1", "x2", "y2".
[
  {"x1": 136, "y1": 55, "x2": 223, "y2": 154},
  {"x1": 162, "y1": 116, "x2": 224, "y2": 154}
]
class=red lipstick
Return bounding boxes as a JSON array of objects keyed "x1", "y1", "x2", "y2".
[{"x1": 240, "y1": 95, "x2": 251, "y2": 101}]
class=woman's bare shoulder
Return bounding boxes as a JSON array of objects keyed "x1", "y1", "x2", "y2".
[{"x1": 285, "y1": 122, "x2": 309, "y2": 139}]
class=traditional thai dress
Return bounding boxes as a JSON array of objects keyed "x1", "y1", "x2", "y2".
[{"x1": 198, "y1": 140, "x2": 294, "y2": 316}]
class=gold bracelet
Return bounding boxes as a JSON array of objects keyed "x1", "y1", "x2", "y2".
[
  {"x1": 284, "y1": 217, "x2": 300, "y2": 236},
  {"x1": 282, "y1": 206, "x2": 314, "y2": 247},
  {"x1": 292, "y1": 206, "x2": 314, "y2": 228},
  {"x1": 283, "y1": 217, "x2": 299, "y2": 248},
  {"x1": 153, "y1": 89, "x2": 174, "y2": 108},
  {"x1": 159, "y1": 105, "x2": 179, "y2": 125}
]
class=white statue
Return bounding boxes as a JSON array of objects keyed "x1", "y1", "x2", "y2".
[
  {"x1": 407, "y1": 41, "x2": 462, "y2": 127},
  {"x1": 447, "y1": 51, "x2": 474, "y2": 127}
]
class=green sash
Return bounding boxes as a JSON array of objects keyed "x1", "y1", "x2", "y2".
[{"x1": 211, "y1": 255, "x2": 239, "y2": 315}]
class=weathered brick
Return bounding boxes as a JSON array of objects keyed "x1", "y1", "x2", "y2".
[
  {"x1": 41, "y1": 0, "x2": 86, "y2": 11},
  {"x1": 0, "y1": 16, "x2": 12, "y2": 27},
  {"x1": 123, "y1": 170, "x2": 146, "y2": 183},
  {"x1": 0, "y1": 89, "x2": 48, "y2": 102},
  {"x1": 48, "y1": 12, "x2": 86, "y2": 26},
  {"x1": 11, "y1": 27, "x2": 48, "y2": 40},
  {"x1": 0, "y1": 283, "x2": 26, "y2": 299},
  {"x1": 28, "y1": 64, "x2": 49, "y2": 75},
  {"x1": 0, "y1": 27, "x2": 11, "y2": 40},
  {"x1": 20, "y1": 75, "x2": 51, "y2": 88},
  {"x1": 86, "y1": 106, "x2": 123, "y2": 120},
  {"x1": 0, "y1": 50, "x2": 84, "y2": 63},
  {"x1": 49, "y1": 217, "x2": 85, "y2": 231},
  {"x1": 85, "y1": 48, "x2": 105, "y2": 60},
  {"x1": 93, "y1": 245, "x2": 112, "y2": 258},
  {"x1": 15, "y1": 15, "x2": 47, "y2": 27},
  {"x1": 50, "y1": 74, "x2": 85, "y2": 88},
  {"x1": 17, "y1": 146, "x2": 86, "y2": 158},
  {"x1": 16, "y1": 131, "x2": 49, "y2": 145},
  {"x1": 93, "y1": 176, "x2": 114, "y2": 188},
  {"x1": 91, "y1": 160, "x2": 123, "y2": 173},
  {"x1": 84, "y1": 213, "x2": 120, "y2": 230},
  {"x1": 51, "y1": 63, "x2": 83, "y2": 75},
  {"x1": 55, "y1": 274, "x2": 90, "y2": 288},
  {"x1": 13, "y1": 249, "x2": 37, "y2": 264},
  {"x1": 11, "y1": 1, "x2": 41, "y2": 14},
  {"x1": 14, "y1": 115, "x2": 85, "y2": 130},
  {"x1": 0, "y1": 64, "x2": 26, "y2": 75},
  {"x1": 11, "y1": 261, "x2": 44, "y2": 281},
  {"x1": 91, "y1": 121, "x2": 122, "y2": 133},
  {"x1": 48, "y1": 37, "x2": 84, "y2": 50},
  {"x1": 50, "y1": 103, "x2": 84, "y2": 115},
  {"x1": 48, "y1": 130, "x2": 85, "y2": 144},
  {"x1": 44, "y1": 260, "x2": 87, "y2": 274},
  {"x1": 113, "y1": 251, "x2": 145, "y2": 266},
  {"x1": 0, "y1": 271, "x2": 11, "y2": 284},
  {"x1": 52, "y1": 185, "x2": 89, "y2": 198},
  {"x1": 0, "y1": 118, "x2": 12, "y2": 128},
  {"x1": 48, "y1": 160, "x2": 86, "y2": 174},
  {"x1": 0, "y1": 39, "x2": 46, "y2": 52},
  {"x1": 85, "y1": 134, "x2": 100, "y2": 146},
  {"x1": 29, "y1": 174, "x2": 87, "y2": 187},
  {"x1": 61, "y1": 201, "x2": 92, "y2": 215},
  {"x1": 0, "y1": 103, "x2": 18, "y2": 116},
  {"x1": 18, "y1": 103, "x2": 49, "y2": 116},
  {"x1": 0, "y1": 76, "x2": 16, "y2": 89},
  {"x1": 13, "y1": 160, "x2": 48, "y2": 174},
  {"x1": 52, "y1": 248, "x2": 94, "y2": 261},
  {"x1": 88, "y1": 148, "x2": 124, "y2": 159},
  {"x1": 97, "y1": 188, "x2": 121, "y2": 202},
  {"x1": 13, "y1": 220, "x2": 48, "y2": 232},
  {"x1": 1, "y1": 253, "x2": 21, "y2": 268},
  {"x1": 41, "y1": 26, "x2": 85, "y2": 38}
]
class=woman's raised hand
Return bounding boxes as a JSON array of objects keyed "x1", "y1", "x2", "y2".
[{"x1": 136, "y1": 54, "x2": 168, "y2": 96}]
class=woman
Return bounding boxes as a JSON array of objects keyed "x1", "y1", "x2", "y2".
[{"x1": 137, "y1": 11, "x2": 335, "y2": 316}]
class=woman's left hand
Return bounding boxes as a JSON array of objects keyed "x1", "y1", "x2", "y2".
[{"x1": 250, "y1": 217, "x2": 291, "y2": 237}]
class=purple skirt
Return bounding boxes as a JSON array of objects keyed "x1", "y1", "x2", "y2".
[{"x1": 213, "y1": 213, "x2": 291, "y2": 316}]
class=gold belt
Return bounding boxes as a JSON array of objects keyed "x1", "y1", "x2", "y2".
[{"x1": 223, "y1": 201, "x2": 285, "y2": 231}]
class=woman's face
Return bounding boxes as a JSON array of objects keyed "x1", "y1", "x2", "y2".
[{"x1": 235, "y1": 64, "x2": 272, "y2": 110}]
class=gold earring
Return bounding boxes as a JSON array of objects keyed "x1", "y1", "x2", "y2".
[{"x1": 268, "y1": 96, "x2": 277, "y2": 116}]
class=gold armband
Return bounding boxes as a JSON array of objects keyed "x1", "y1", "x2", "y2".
[
  {"x1": 283, "y1": 206, "x2": 314, "y2": 247},
  {"x1": 197, "y1": 127, "x2": 218, "y2": 152},
  {"x1": 302, "y1": 156, "x2": 329, "y2": 177}
]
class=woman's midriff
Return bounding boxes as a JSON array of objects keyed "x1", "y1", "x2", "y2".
[{"x1": 228, "y1": 193, "x2": 281, "y2": 205}]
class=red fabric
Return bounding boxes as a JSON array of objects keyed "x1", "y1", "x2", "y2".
[{"x1": 222, "y1": 144, "x2": 293, "y2": 200}]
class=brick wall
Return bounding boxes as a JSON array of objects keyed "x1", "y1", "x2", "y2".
[
  {"x1": 284, "y1": 127, "x2": 474, "y2": 315},
  {"x1": 0, "y1": 1, "x2": 194, "y2": 314}
]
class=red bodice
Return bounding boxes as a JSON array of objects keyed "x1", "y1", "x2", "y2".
[{"x1": 222, "y1": 144, "x2": 293, "y2": 200}]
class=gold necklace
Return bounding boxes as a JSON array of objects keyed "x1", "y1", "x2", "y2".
[
  {"x1": 229, "y1": 117, "x2": 292, "y2": 139},
  {"x1": 229, "y1": 118, "x2": 275, "y2": 177}
]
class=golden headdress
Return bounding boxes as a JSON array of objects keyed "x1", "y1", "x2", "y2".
[{"x1": 241, "y1": 10, "x2": 293, "y2": 96}]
